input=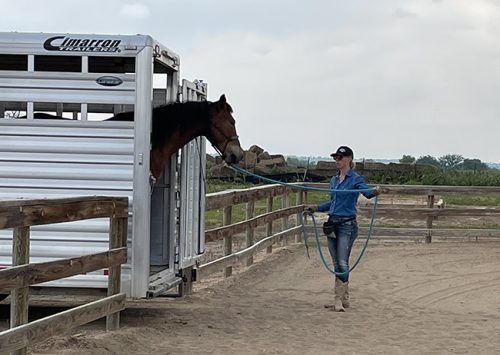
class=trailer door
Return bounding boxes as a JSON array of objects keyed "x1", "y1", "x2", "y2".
[{"x1": 178, "y1": 79, "x2": 207, "y2": 268}]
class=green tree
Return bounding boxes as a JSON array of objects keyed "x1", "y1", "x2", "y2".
[
  {"x1": 439, "y1": 154, "x2": 464, "y2": 170},
  {"x1": 399, "y1": 155, "x2": 416, "y2": 164},
  {"x1": 416, "y1": 155, "x2": 440, "y2": 167},
  {"x1": 460, "y1": 158, "x2": 489, "y2": 171}
]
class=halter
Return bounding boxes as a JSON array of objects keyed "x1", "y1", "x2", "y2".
[{"x1": 210, "y1": 124, "x2": 239, "y2": 159}]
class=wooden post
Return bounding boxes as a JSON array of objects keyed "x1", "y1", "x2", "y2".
[
  {"x1": 179, "y1": 267, "x2": 195, "y2": 296},
  {"x1": 303, "y1": 191, "x2": 309, "y2": 225},
  {"x1": 266, "y1": 196, "x2": 273, "y2": 254},
  {"x1": 295, "y1": 190, "x2": 303, "y2": 243},
  {"x1": 281, "y1": 191, "x2": 289, "y2": 245},
  {"x1": 11, "y1": 226, "x2": 30, "y2": 355},
  {"x1": 223, "y1": 206, "x2": 233, "y2": 277},
  {"x1": 426, "y1": 195, "x2": 435, "y2": 243},
  {"x1": 106, "y1": 217, "x2": 127, "y2": 331},
  {"x1": 245, "y1": 200, "x2": 255, "y2": 267}
]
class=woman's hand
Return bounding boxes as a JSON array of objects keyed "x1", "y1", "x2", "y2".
[
  {"x1": 374, "y1": 186, "x2": 390, "y2": 196},
  {"x1": 304, "y1": 205, "x2": 317, "y2": 213}
]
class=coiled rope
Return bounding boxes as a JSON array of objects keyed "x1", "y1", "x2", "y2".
[{"x1": 228, "y1": 163, "x2": 379, "y2": 276}]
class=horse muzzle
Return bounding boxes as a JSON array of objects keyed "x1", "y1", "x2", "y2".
[{"x1": 224, "y1": 142, "x2": 245, "y2": 164}]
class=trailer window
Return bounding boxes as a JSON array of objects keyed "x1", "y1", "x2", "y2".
[
  {"x1": 88, "y1": 57, "x2": 135, "y2": 73},
  {"x1": 0, "y1": 54, "x2": 28, "y2": 71},
  {"x1": 35, "y1": 55, "x2": 82, "y2": 72}
]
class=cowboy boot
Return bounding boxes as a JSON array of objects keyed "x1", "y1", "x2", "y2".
[
  {"x1": 333, "y1": 278, "x2": 346, "y2": 312},
  {"x1": 342, "y1": 281, "x2": 350, "y2": 308}
]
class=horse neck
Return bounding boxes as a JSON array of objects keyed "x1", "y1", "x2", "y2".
[
  {"x1": 150, "y1": 102, "x2": 211, "y2": 176},
  {"x1": 160, "y1": 126, "x2": 206, "y2": 156}
]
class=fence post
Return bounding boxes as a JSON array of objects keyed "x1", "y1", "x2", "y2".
[
  {"x1": 11, "y1": 226, "x2": 30, "y2": 355},
  {"x1": 295, "y1": 190, "x2": 303, "y2": 243},
  {"x1": 426, "y1": 195, "x2": 435, "y2": 243},
  {"x1": 223, "y1": 206, "x2": 233, "y2": 277},
  {"x1": 266, "y1": 196, "x2": 273, "y2": 254},
  {"x1": 281, "y1": 190, "x2": 289, "y2": 245},
  {"x1": 245, "y1": 200, "x2": 255, "y2": 267},
  {"x1": 303, "y1": 190, "x2": 309, "y2": 225},
  {"x1": 106, "y1": 216, "x2": 127, "y2": 331}
]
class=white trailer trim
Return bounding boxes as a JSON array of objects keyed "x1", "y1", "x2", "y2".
[
  {"x1": 131, "y1": 44, "x2": 153, "y2": 297},
  {"x1": 0, "y1": 71, "x2": 136, "y2": 105}
]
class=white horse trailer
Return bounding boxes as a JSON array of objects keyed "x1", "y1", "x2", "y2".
[{"x1": 0, "y1": 32, "x2": 207, "y2": 298}]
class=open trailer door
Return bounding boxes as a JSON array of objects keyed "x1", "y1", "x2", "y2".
[{"x1": 178, "y1": 79, "x2": 208, "y2": 272}]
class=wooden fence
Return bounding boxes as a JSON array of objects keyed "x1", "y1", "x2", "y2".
[
  {"x1": 199, "y1": 185, "x2": 304, "y2": 278},
  {"x1": 0, "y1": 196, "x2": 128, "y2": 355},
  {"x1": 197, "y1": 184, "x2": 500, "y2": 279},
  {"x1": 354, "y1": 185, "x2": 500, "y2": 242}
]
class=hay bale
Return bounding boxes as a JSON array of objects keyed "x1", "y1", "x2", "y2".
[
  {"x1": 248, "y1": 145, "x2": 264, "y2": 156},
  {"x1": 242, "y1": 151, "x2": 258, "y2": 168}
]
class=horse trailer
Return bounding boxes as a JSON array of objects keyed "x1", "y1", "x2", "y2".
[{"x1": 0, "y1": 32, "x2": 207, "y2": 298}]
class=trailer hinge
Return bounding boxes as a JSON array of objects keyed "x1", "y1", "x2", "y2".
[{"x1": 174, "y1": 245, "x2": 179, "y2": 264}]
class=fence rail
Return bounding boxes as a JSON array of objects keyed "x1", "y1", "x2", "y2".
[
  {"x1": 203, "y1": 185, "x2": 303, "y2": 277},
  {"x1": 0, "y1": 196, "x2": 128, "y2": 355},
  {"x1": 304, "y1": 183, "x2": 500, "y2": 196},
  {"x1": 198, "y1": 183, "x2": 500, "y2": 280}
]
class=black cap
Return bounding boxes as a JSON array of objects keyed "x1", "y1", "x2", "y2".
[{"x1": 330, "y1": 146, "x2": 354, "y2": 158}]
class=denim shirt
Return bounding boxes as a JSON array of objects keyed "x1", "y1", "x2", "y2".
[{"x1": 317, "y1": 169, "x2": 376, "y2": 218}]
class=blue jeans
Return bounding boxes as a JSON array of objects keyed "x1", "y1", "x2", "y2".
[{"x1": 326, "y1": 217, "x2": 358, "y2": 282}]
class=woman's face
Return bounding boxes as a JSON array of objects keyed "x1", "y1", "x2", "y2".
[{"x1": 334, "y1": 155, "x2": 352, "y2": 169}]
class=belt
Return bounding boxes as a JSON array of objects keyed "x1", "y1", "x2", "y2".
[{"x1": 330, "y1": 216, "x2": 356, "y2": 223}]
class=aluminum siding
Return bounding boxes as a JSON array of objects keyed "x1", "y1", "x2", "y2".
[{"x1": 0, "y1": 119, "x2": 134, "y2": 290}]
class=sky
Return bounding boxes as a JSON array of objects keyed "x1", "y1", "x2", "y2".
[{"x1": 2, "y1": 0, "x2": 500, "y2": 162}]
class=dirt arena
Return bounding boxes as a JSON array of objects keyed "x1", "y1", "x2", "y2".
[{"x1": 28, "y1": 238, "x2": 500, "y2": 355}]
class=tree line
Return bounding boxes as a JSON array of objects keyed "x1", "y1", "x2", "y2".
[
  {"x1": 286, "y1": 154, "x2": 498, "y2": 186},
  {"x1": 399, "y1": 154, "x2": 490, "y2": 171},
  {"x1": 286, "y1": 154, "x2": 492, "y2": 171}
]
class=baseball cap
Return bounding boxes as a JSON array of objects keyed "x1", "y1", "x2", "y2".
[{"x1": 330, "y1": 146, "x2": 354, "y2": 158}]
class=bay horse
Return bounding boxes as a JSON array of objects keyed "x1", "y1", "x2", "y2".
[
  {"x1": 109, "y1": 94, "x2": 244, "y2": 178},
  {"x1": 30, "y1": 94, "x2": 244, "y2": 179}
]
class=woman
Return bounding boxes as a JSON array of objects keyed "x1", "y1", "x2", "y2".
[{"x1": 308, "y1": 146, "x2": 385, "y2": 312}]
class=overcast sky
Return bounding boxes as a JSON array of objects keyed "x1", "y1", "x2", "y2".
[{"x1": 2, "y1": 0, "x2": 500, "y2": 162}]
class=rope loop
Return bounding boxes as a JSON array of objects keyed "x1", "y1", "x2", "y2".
[{"x1": 300, "y1": 196, "x2": 377, "y2": 276}]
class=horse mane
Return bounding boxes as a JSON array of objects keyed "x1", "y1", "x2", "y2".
[{"x1": 27, "y1": 99, "x2": 234, "y2": 151}]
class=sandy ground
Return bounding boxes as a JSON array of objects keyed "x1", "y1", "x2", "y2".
[{"x1": 28, "y1": 238, "x2": 500, "y2": 355}]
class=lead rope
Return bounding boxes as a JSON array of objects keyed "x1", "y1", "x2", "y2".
[
  {"x1": 228, "y1": 163, "x2": 379, "y2": 277},
  {"x1": 300, "y1": 197, "x2": 378, "y2": 276}
]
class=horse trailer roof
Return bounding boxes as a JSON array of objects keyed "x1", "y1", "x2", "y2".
[{"x1": 0, "y1": 31, "x2": 180, "y2": 62}]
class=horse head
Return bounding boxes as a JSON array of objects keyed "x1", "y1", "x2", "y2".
[{"x1": 207, "y1": 94, "x2": 244, "y2": 164}]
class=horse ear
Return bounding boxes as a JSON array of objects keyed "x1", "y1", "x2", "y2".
[{"x1": 214, "y1": 94, "x2": 227, "y2": 111}]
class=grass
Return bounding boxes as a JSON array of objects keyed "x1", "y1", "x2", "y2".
[
  {"x1": 445, "y1": 195, "x2": 500, "y2": 207},
  {"x1": 204, "y1": 180, "x2": 330, "y2": 229},
  {"x1": 205, "y1": 193, "x2": 309, "y2": 229},
  {"x1": 205, "y1": 180, "x2": 254, "y2": 194}
]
